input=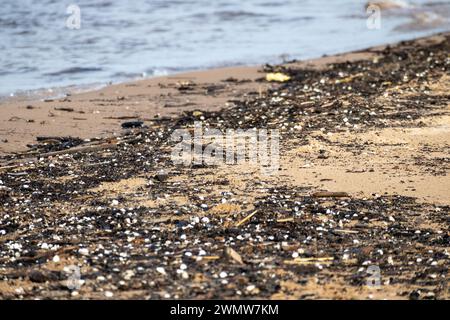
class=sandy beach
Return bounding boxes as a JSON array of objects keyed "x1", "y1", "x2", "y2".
[
  {"x1": 0, "y1": 48, "x2": 410, "y2": 155},
  {"x1": 0, "y1": 66, "x2": 268, "y2": 154},
  {"x1": 0, "y1": 32, "x2": 449, "y2": 300}
]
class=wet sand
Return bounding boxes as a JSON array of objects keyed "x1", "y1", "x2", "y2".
[
  {"x1": 0, "y1": 33, "x2": 448, "y2": 300},
  {"x1": 0, "y1": 66, "x2": 268, "y2": 154}
]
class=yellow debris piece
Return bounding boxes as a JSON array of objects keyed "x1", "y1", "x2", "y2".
[
  {"x1": 335, "y1": 72, "x2": 364, "y2": 84},
  {"x1": 266, "y1": 72, "x2": 291, "y2": 82}
]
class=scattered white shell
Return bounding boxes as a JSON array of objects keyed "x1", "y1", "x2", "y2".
[
  {"x1": 156, "y1": 267, "x2": 166, "y2": 275},
  {"x1": 78, "y1": 248, "x2": 89, "y2": 256}
]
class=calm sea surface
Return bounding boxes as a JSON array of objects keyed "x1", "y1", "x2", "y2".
[{"x1": 0, "y1": 0, "x2": 449, "y2": 97}]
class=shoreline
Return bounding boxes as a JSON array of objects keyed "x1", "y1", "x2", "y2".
[
  {"x1": 0, "y1": 32, "x2": 449, "y2": 300},
  {"x1": 0, "y1": 65, "x2": 264, "y2": 155},
  {"x1": 0, "y1": 32, "x2": 447, "y2": 156},
  {"x1": 0, "y1": 33, "x2": 412, "y2": 156}
]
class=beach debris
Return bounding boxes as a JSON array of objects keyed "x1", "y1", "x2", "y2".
[
  {"x1": 223, "y1": 77, "x2": 239, "y2": 82},
  {"x1": 333, "y1": 229, "x2": 359, "y2": 234},
  {"x1": 26, "y1": 136, "x2": 85, "y2": 152},
  {"x1": 284, "y1": 257, "x2": 334, "y2": 265},
  {"x1": 202, "y1": 256, "x2": 221, "y2": 261},
  {"x1": 265, "y1": 72, "x2": 291, "y2": 82},
  {"x1": 317, "y1": 149, "x2": 329, "y2": 159},
  {"x1": 54, "y1": 107, "x2": 75, "y2": 112},
  {"x1": 277, "y1": 217, "x2": 295, "y2": 223},
  {"x1": 154, "y1": 172, "x2": 169, "y2": 182},
  {"x1": 105, "y1": 291, "x2": 114, "y2": 298},
  {"x1": 28, "y1": 270, "x2": 57, "y2": 283},
  {"x1": 121, "y1": 120, "x2": 144, "y2": 128},
  {"x1": 104, "y1": 116, "x2": 139, "y2": 120},
  {"x1": 177, "y1": 81, "x2": 195, "y2": 91},
  {"x1": 156, "y1": 267, "x2": 166, "y2": 275},
  {"x1": 8, "y1": 116, "x2": 25, "y2": 122},
  {"x1": 312, "y1": 191, "x2": 350, "y2": 198},
  {"x1": 0, "y1": 34, "x2": 449, "y2": 300},
  {"x1": 36, "y1": 136, "x2": 68, "y2": 142},
  {"x1": 224, "y1": 247, "x2": 244, "y2": 265},
  {"x1": 222, "y1": 77, "x2": 251, "y2": 83},
  {"x1": 335, "y1": 73, "x2": 364, "y2": 84},
  {"x1": 235, "y1": 210, "x2": 258, "y2": 227},
  {"x1": 78, "y1": 248, "x2": 89, "y2": 256},
  {"x1": 0, "y1": 186, "x2": 11, "y2": 199}
]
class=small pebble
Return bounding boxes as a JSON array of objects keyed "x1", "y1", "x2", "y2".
[
  {"x1": 78, "y1": 248, "x2": 89, "y2": 256},
  {"x1": 156, "y1": 267, "x2": 166, "y2": 275}
]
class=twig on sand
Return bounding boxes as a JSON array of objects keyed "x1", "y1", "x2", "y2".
[
  {"x1": 312, "y1": 191, "x2": 350, "y2": 198},
  {"x1": 284, "y1": 257, "x2": 334, "y2": 265},
  {"x1": 202, "y1": 256, "x2": 220, "y2": 261},
  {"x1": 0, "y1": 136, "x2": 143, "y2": 171},
  {"x1": 333, "y1": 229, "x2": 359, "y2": 234},
  {"x1": 277, "y1": 217, "x2": 294, "y2": 223},
  {"x1": 235, "y1": 210, "x2": 258, "y2": 227}
]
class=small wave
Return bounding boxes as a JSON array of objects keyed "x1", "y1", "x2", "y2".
[
  {"x1": 44, "y1": 67, "x2": 103, "y2": 77},
  {"x1": 0, "y1": 18, "x2": 19, "y2": 28},
  {"x1": 258, "y1": 2, "x2": 281, "y2": 8},
  {"x1": 395, "y1": 11, "x2": 449, "y2": 31},
  {"x1": 111, "y1": 71, "x2": 147, "y2": 79},
  {"x1": 268, "y1": 16, "x2": 315, "y2": 23},
  {"x1": 215, "y1": 10, "x2": 268, "y2": 21},
  {"x1": 81, "y1": 1, "x2": 113, "y2": 8},
  {"x1": 424, "y1": 1, "x2": 450, "y2": 7}
]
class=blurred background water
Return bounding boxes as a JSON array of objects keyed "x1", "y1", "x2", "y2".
[{"x1": 0, "y1": 0, "x2": 449, "y2": 97}]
